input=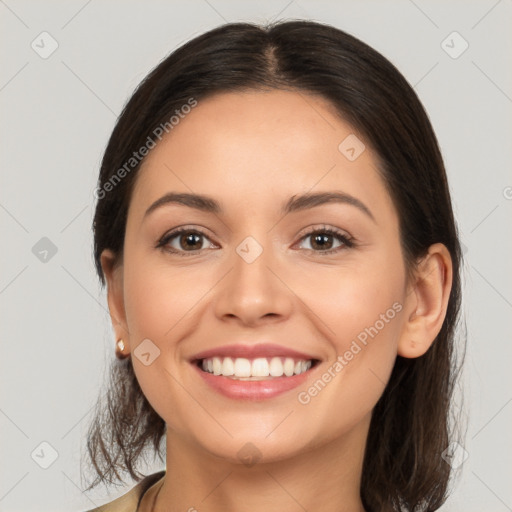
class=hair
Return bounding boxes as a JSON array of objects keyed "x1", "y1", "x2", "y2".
[{"x1": 85, "y1": 19, "x2": 464, "y2": 511}]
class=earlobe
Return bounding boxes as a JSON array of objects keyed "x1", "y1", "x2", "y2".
[
  {"x1": 100, "y1": 249, "x2": 130, "y2": 352},
  {"x1": 397, "y1": 243, "x2": 453, "y2": 359}
]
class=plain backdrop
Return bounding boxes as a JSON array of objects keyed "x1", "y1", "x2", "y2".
[{"x1": 1, "y1": 1, "x2": 511, "y2": 511}]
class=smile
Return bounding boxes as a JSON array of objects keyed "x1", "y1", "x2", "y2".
[
  {"x1": 198, "y1": 356, "x2": 314, "y2": 380},
  {"x1": 190, "y1": 343, "x2": 321, "y2": 400}
]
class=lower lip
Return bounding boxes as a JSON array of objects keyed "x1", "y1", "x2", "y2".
[{"x1": 192, "y1": 363, "x2": 313, "y2": 400}]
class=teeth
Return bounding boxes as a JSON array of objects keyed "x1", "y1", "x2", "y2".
[
  {"x1": 234, "y1": 357, "x2": 251, "y2": 377},
  {"x1": 252, "y1": 358, "x2": 269, "y2": 377},
  {"x1": 283, "y1": 358, "x2": 295, "y2": 377},
  {"x1": 212, "y1": 357, "x2": 222, "y2": 375},
  {"x1": 222, "y1": 357, "x2": 234, "y2": 376},
  {"x1": 269, "y1": 357, "x2": 284, "y2": 377},
  {"x1": 199, "y1": 356, "x2": 314, "y2": 379}
]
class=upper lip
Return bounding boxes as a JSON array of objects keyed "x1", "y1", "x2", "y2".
[{"x1": 190, "y1": 343, "x2": 319, "y2": 362}]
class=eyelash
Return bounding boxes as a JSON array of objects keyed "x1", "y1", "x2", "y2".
[{"x1": 155, "y1": 225, "x2": 356, "y2": 257}]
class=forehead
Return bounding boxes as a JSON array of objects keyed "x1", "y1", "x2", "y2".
[{"x1": 129, "y1": 89, "x2": 396, "y2": 223}]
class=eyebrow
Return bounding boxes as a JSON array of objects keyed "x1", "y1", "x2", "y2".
[{"x1": 143, "y1": 191, "x2": 375, "y2": 222}]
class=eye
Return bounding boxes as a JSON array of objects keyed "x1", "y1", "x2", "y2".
[
  {"x1": 156, "y1": 227, "x2": 216, "y2": 256},
  {"x1": 296, "y1": 226, "x2": 355, "y2": 254},
  {"x1": 156, "y1": 225, "x2": 355, "y2": 257}
]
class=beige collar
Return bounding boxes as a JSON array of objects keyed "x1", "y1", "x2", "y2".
[{"x1": 137, "y1": 475, "x2": 165, "y2": 512}]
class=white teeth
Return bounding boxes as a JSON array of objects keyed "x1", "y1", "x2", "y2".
[
  {"x1": 283, "y1": 358, "x2": 295, "y2": 377},
  {"x1": 221, "y1": 357, "x2": 234, "y2": 376},
  {"x1": 234, "y1": 358, "x2": 251, "y2": 377},
  {"x1": 251, "y1": 358, "x2": 269, "y2": 377},
  {"x1": 269, "y1": 357, "x2": 284, "y2": 377},
  {"x1": 212, "y1": 357, "x2": 222, "y2": 375},
  {"x1": 199, "y1": 356, "x2": 314, "y2": 379}
]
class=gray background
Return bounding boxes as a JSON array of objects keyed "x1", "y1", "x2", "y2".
[{"x1": 1, "y1": 1, "x2": 511, "y2": 511}]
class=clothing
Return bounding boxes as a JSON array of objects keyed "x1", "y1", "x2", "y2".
[{"x1": 84, "y1": 471, "x2": 165, "y2": 512}]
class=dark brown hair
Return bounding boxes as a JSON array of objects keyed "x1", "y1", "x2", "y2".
[{"x1": 84, "y1": 19, "x2": 464, "y2": 511}]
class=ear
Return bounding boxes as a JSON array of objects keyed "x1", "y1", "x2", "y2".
[
  {"x1": 398, "y1": 243, "x2": 453, "y2": 358},
  {"x1": 100, "y1": 249, "x2": 130, "y2": 352}
]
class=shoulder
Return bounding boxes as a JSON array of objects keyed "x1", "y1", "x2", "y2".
[{"x1": 82, "y1": 471, "x2": 166, "y2": 512}]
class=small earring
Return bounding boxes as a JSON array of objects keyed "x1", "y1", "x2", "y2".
[{"x1": 115, "y1": 339, "x2": 129, "y2": 359}]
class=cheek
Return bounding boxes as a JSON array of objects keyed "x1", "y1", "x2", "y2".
[
  {"x1": 123, "y1": 254, "x2": 208, "y2": 342},
  {"x1": 294, "y1": 258, "x2": 404, "y2": 349},
  {"x1": 294, "y1": 280, "x2": 403, "y2": 434},
  {"x1": 293, "y1": 254, "x2": 405, "y2": 406},
  {"x1": 121, "y1": 257, "x2": 204, "y2": 427}
]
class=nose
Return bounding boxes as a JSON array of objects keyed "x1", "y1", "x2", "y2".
[{"x1": 213, "y1": 236, "x2": 293, "y2": 327}]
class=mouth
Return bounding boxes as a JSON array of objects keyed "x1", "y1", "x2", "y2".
[
  {"x1": 189, "y1": 344, "x2": 321, "y2": 400},
  {"x1": 194, "y1": 356, "x2": 320, "y2": 380}
]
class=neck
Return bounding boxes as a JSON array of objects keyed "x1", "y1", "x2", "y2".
[{"x1": 155, "y1": 415, "x2": 370, "y2": 512}]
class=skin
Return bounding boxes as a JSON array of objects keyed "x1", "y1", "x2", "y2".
[{"x1": 101, "y1": 90, "x2": 453, "y2": 512}]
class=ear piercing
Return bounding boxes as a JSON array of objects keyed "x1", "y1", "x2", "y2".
[{"x1": 116, "y1": 339, "x2": 129, "y2": 359}]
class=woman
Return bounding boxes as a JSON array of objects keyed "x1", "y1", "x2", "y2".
[{"x1": 83, "y1": 19, "x2": 463, "y2": 512}]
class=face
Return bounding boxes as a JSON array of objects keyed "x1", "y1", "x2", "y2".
[{"x1": 105, "y1": 90, "x2": 413, "y2": 464}]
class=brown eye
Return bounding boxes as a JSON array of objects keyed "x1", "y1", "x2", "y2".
[
  {"x1": 176, "y1": 231, "x2": 204, "y2": 251},
  {"x1": 309, "y1": 232, "x2": 335, "y2": 250},
  {"x1": 157, "y1": 228, "x2": 215, "y2": 255},
  {"x1": 297, "y1": 227, "x2": 354, "y2": 254}
]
